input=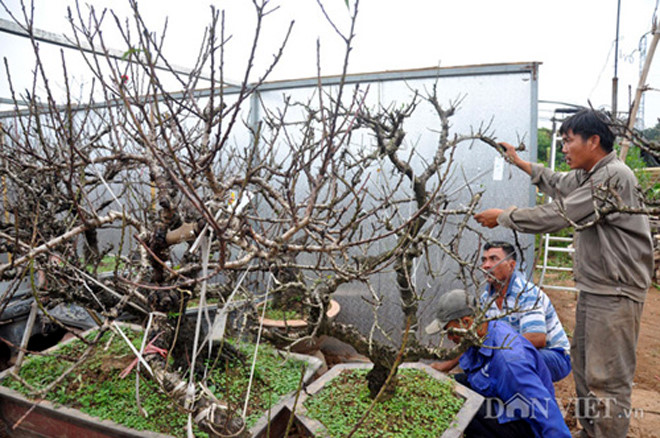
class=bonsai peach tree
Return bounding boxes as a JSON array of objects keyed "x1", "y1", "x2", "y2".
[{"x1": 3, "y1": 0, "x2": 638, "y2": 435}]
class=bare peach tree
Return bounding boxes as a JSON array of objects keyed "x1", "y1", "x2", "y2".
[{"x1": 0, "y1": 0, "x2": 623, "y2": 435}]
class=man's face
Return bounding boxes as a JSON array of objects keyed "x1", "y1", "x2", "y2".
[
  {"x1": 445, "y1": 318, "x2": 470, "y2": 344},
  {"x1": 561, "y1": 129, "x2": 596, "y2": 171},
  {"x1": 481, "y1": 247, "x2": 516, "y2": 288}
]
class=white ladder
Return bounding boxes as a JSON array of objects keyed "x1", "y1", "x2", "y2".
[
  {"x1": 537, "y1": 234, "x2": 577, "y2": 292},
  {"x1": 536, "y1": 110, "x2": 579, "y2": 292}
]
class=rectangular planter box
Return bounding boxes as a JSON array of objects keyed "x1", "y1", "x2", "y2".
[
  {"x1": 0, "y1": 326, "x2": 323, "y2": 438},
  {"x1": 0, "y1": 387, "x2": 170, "y2": 438},
  {"x1": 249, "y1": 401, "x2": 314, "y2": 438},
  {"x1": 261, "y1": 362, "x2": 484, "y2": 438}
]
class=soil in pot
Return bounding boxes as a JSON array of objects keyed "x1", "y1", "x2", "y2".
[
  {"x1": 302, "y1": 368, "x2": 465, "y2": 437},
  {"x1": 2, "y1": 327, "x2": 314, "y2": 437}
]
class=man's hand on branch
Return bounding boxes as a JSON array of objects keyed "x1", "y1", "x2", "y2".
[
  {"x1": 499, "y1": 142, "x2": 532, "y2": 176},
  {"x1": 498, "y1": 142, "x2": 519, "y2": 162},
  {"x1": 474, "y1": 209, "x2": 503, "y2": 228}
]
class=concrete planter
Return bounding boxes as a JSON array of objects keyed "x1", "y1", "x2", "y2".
[
  {"x1": 258, "y1": 299, "x2": 341, "y2": 330},
  {"x1": 258, "y1": 362, "x2": 484, "y2": 438},
  {"x1": 0, "y1": 326, "x2": 323, "y2": 438},
  {"x1": 250, "y1": 401, "x2": 314, "y2": 438},
  {"x1": 0, "y1": 387, "x2": 170, "y2": 438}
]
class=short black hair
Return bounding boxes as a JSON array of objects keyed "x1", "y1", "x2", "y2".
[
  {"x1": 559, "y1": 109, "x2": 615, "y2": 153},
  {"x1": 483, "y1": 241, "x2": 517, "y2": 262}
]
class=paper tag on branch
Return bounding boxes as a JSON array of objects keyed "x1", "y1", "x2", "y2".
[{"x1": 492, "y1": 156, "x2": 504, "y2": 181}]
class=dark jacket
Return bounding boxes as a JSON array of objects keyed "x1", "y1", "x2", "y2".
[{"x1": 498, "y1": 152, "x2": 653, "y2": 302}]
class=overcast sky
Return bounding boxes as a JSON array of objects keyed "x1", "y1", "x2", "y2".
[{"x1": 1, "y1": 0, "x2": 658, "y2": 129}]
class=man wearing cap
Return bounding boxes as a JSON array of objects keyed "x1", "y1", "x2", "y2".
[
  {"x1": 480, "y1": 240, "x2": 571, "y2": 382},
  {"x1": 429, "y1": 241, "x2": 572, "y2": 383},
  {"x1": 426, "y1": 289, "x2": 571, "y2": 437}
]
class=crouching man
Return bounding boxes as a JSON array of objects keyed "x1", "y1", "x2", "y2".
[
  {"x1": 479, "y1": 241, "x2": 571, "y2": 382},
  {"x1": 426, "y1": 289, "x2": 570, "y2": 437}
]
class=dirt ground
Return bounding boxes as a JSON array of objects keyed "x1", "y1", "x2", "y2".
[{"x1": 543, "y1": 275, "x2": 660, "y2": 437}]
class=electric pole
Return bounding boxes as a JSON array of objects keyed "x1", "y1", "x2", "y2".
[{"x1": 612, "y1": 0, "x2": 621, "y2": 119}]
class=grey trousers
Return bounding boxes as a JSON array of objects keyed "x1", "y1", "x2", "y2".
[{"x1": 572, "y1": 291, "x2": 643, "y2": 438}]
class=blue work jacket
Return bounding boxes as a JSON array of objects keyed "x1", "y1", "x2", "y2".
[{"x1": 459, "y1": 321, "x2": 571, "y2": 437}]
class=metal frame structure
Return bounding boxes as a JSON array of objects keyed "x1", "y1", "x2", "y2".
[
  {"x1": 0, "y1": 17, "x2": 217, "y2": 87},
  {"x1": 0, "y1": 61, "x2": 539, "y2": 119}
]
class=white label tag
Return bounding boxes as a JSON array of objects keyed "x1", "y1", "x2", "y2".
[{"x1": 493, "y1": 156, "x2": 504, "y2": 181}]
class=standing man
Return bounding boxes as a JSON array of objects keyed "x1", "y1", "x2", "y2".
[
  {"x1": 480, "y1": 240, "x2": 571, "y2": 382},
  {"x1": 474, "y1": 109, "x2": 653, "y2": 438}
]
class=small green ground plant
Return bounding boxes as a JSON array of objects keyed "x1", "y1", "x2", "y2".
[
  {"x1": 262, "y1": 301, "x2": 303, "y2": 321},
  {"x1": 303, "y1": 368, "x2": 464, "y2": 437},
  {"x1": 83, "y1": 254, "x2": 126, "y2": 274},
  {"x1": 208, "y1": 340, "x2": 309, "y2": 427},
  {"x1": 4, "y1": 328, "x2": 308, "y2": 437}
]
